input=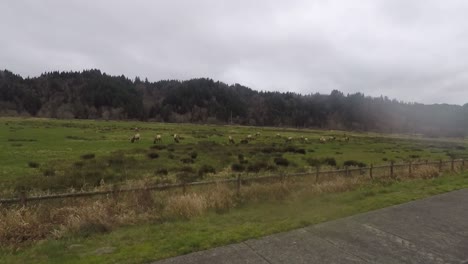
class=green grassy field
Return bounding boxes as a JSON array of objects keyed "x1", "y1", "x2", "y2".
[
  {"x1": 1, "y1": 117, "x2": 467, "y2": 194},
  {"x1": 1, "y1": 172, "x2": 468, "y2": 264}
]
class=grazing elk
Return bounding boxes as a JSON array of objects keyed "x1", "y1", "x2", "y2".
[
  {"x1": 131, "y1": 133, "x2": 140, "y2": 143},
  {"x1": 228, "y1": 135, "x2": 235, "y2": 144},
  {"x1": 173, "y1": 134, "x2": 180, "y2": 143},
  {"x1": 153, "y1": 134, "x2": 162, "y2": 144}
]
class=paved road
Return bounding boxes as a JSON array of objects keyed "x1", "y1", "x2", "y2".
[{"x1": 152, "y1": 189, "x2": 468, "y2": 264}]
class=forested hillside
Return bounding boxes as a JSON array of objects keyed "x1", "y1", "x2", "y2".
[{"x1": 1, "y1": 69, "x2": 467, "y2": 137}]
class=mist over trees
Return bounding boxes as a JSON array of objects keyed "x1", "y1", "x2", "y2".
[{"x1": 1, "y1": 69, "x2": 467, "y2": 137}]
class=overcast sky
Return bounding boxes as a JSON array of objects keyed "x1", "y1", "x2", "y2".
[{"x1": 1, "y1": 1, "x2": 468, "y2": 105}]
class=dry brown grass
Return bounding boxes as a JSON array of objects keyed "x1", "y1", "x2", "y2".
[
  {"x1": 312, "y1": 176, "x2": 366, "y2": 194},
  {"x1": 240, "y1": 182, "x2": 291, "y2": 202},
  {"x1": 0, "y1": 163, "x2": 460, "y2": 248},
  {"x1": 164, "y1": 193, "x2": 208, "y2": 219},
  {"x1": 0, "y1": 206, "x2": 52, "y2": 247},
  {"x1": 205, "y1": 184, "x2": 236, "y2": 212},
  {"x1": 406, "y1": 166, "x2": 441, "y2": 179}
]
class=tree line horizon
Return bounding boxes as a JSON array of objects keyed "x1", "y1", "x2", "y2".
[{"x1": 1, "y1": 69, "x2": 467, "y2": 137}]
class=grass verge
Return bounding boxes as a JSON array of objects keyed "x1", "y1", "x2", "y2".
[{"x1": 1, "y1": 171, "x2": 468, "y2": 263}]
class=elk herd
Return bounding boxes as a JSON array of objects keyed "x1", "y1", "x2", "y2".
[{"x1": 129, "y1": 127, "x2": 350, "y2": 145}]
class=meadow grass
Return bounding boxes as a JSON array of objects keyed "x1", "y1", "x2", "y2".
[
  {"x1": 1, "y1": 117, "x2": 467, "y2": 195},
  {"x1": 1, "y1": 169, "x2": 468, "y2": 263}
]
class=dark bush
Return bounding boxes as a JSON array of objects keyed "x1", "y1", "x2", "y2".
[
  {"x1": 343, "y1": 160, "x2": 366, "y2": 168},
  {"x1": 180, "y1": 157, "x2": 194, "y2": 164},
  {"x1": 179, "y1": 166, "x2": 195, "y2": 173},
  {"x1": 190, "y1": 151, "x2": 198, "y2": 159},
  {"x1": 198, "y1": 164, "x2": 216, "y2": 177},
  {"x1": 283, "y1": 146, "x2": 306, "y2": 154},
  {"x1": 261, "y1": 147, "x2": 277, "y2": 153},
  {"x1": 231, "y1": 163, "x2": 245, "y2": 172},
  {"x1": 240, "y1": 139, "x2": 248, "y2": 144},
  {"x1": 42, "y1": 169, "x2": 55, "y2": 177},
  {"x1": 321, "y1": 157, "x2": 337, "y2": 167},
  {"x1": 27, "y1": 161, "x2": 40, "y2": 168},
  {"x1": 155, "y1": 168, "x2": 168, "y2": 175},
  {"x1": 274, "y1": 157, "x2": 289, "y2": 167},
  {"x1": 147, "y1": 152, "x2": 159, "y2": 159},
  {"x1": 246, "y1": 161, "x2": 269, "y2": 173},
  {"x1": 456, "y1": 145, "x2": 466, "y2": 150},
  {"x1": 81, "y1": 153, "x2": 95, "y2": 160},
  {"x1": 238, "y1": 154, "x2": 245, "y2": 163},
  {"x1": 74, "y1": 161, "x2": 85, "y2": 168},
  {"x1": 176, "y1": 172, "x2": 199, "y2": 183},
  {"x1": 150, "y1": 145, "x2": 166, "y2": 150},
  {"x1": 409, "y1": 154, "x2": 420, "y2": 159},
  {"x1": 306, "y1": 158, "x2": 321, "y2": 167},
  {"x1": 295, "y1": 148, "x2": 306, "y2": 154},
  {"x1": 77, "y1": 222, "x2": 111, "y2": 237}
]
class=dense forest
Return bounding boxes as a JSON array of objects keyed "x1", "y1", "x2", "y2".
[{"x1": 1, "y1": 69, "x2": 467, "y2": 137}]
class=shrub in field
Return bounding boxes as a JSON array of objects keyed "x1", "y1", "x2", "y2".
[
  {"x1": 155, "y1": 168, "x2": 168, "y2": 176},
  {"x1": 190, "y1": 151, "x2": 198, "y2": 159},
  {"x1": 180, "y1": 157, "x2": 194, "y2": 164},
  {"x1": 42, "y1": 168, "x2": 55, "y2": 177},
  {"x1": 246, "y1": 161, "x2": 269, "y2": 173},
  {"x1": 306, "y1": 158, "x2": 321, "y2": 167},
  {"x1": 147, "y1": 152, "x2": 159, "y2": 159},
  {"x1": 343, "y1": 160, "x2": 367, "y2": 168},
  {"x1": 150, "y1": 145, "x2": 166, "y2": 150},
  {"x1": 237, "y1": 154, "x2": 245, "y2": 163},
  {"x1": 261, "y1": 147, "x2": 278, "y2": 154},
  {"x1": 231, "y1": 163, "x2": 245, "y2": 172},
  {"x1": 274, "y1": 157, "x2": 289, "y2": 167},
  {"x1": 198, "y1": 165, "x2": 216, "y2": 177},
  {"x1": 176, "y1": 172, "x2": 199, "y2": 184},
  {"x1": 284, "y1": 146, "x2": 306, "y2": 154},
  {"x1": 322, "y1": 157, "x2": 337, "y2": 167},
  {"x1": 27, "y1": 161, "x2": 40, "y2": 168},
  {"x1": 73, "y1": 161, "x2": 84, "y2": 168},
  {"x1": 81, "y1": 153, "x2": 95, "y2": 160}
]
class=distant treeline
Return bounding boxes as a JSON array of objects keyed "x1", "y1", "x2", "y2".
[{"x1": 1, "y1": 69, "x2": 467, "y2": 137}]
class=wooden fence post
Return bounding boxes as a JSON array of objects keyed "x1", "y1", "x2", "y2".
[
  {"x1": 315, "y1": 166, "x2": 319, "y2": 183},
  {"x1": 390, "y1": 161, "x2": 394, "y2": 179},
  {"x1": 182, "y1": 182, "x2": 187, "y2": 194},
  {"x1": 19, "y1": 191, "x2": 27, "y2": 206},
  {"x1": 236, "y1": 174, "x2": 241, "y2": 196},
  {"x1": 451, "y1": 159, "x2": 455, "y2": 172},
  {"x1": 345, "y1": 166, "x2": 349, "y2": 177},
  {"x1": 439, "y1": 159, "x2": 443, "y2": 172},
  {"x1": 463, "y1": 159, "x2": 465, "y2": 170},
  {"x1": 409, "y1": 161, "x2": 412, "y2": 176},
  {"x1": 369, "y1": 164, "x2": 373, "y2": 179}
]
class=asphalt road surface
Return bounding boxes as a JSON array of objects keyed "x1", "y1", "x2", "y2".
[{"x1": 152, "y1": 189, "x2": 468, "y2": 264}]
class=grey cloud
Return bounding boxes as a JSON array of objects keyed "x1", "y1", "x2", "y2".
[{"x1": 1, "y1": 0, "x2": 468, "y2": 104}]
